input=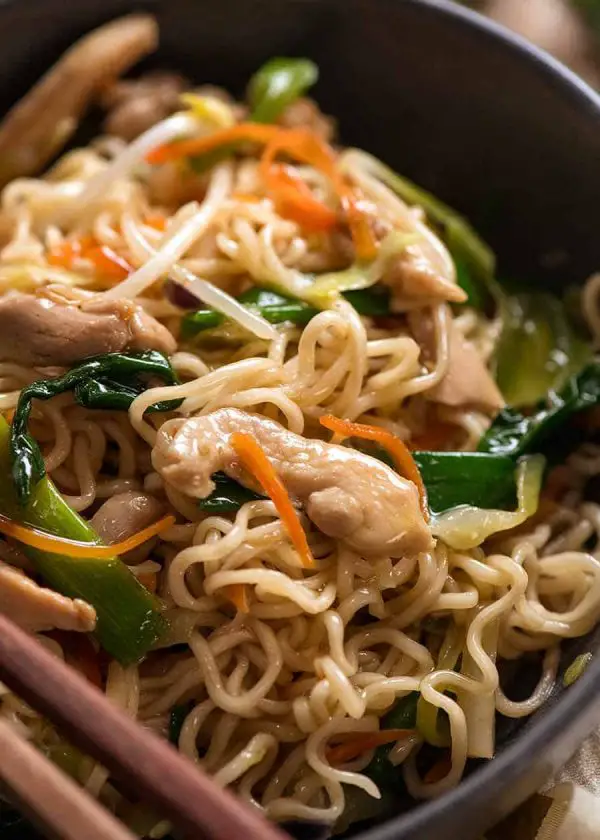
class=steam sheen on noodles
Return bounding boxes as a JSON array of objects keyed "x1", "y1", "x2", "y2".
[{"x1": 0, "y1": 17, "x2": 598, "y2": 838}]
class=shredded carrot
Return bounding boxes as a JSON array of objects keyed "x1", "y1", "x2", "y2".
[
  {"x1": 146, "y1": 123, "x2": 280, "y2": 165},
  {"x1": 230, "y1": 432, "x2": 314, "y2": 569},
  {"x1": 259, "y1": 128, "x2": 376, "y2": 258},
  {"x1": 320, "y1": 414, "x2": 429, "y2": 520},
  {"x1": 424, "y1": 754, "x2": 452, "y2": 784},
  {"x1": 144, "y1": 213, "x2": 168, "y2": 231},
  {"x1": 326, "y1": 729, "x2": 414, "y2": 765},
  {"x1": 225, "y1": 583, "x2": 250, "y2": 613},
  {"x1": 261, "y1": 163, "x2": 338, "y2": 232},
  {"x1": 231, "y1": 192, "x2": 263, "y2": 204},
  {"x1": 47, "y1": 235, "x2": 132, "y2": 282},
  {"x1": 0, "y1": 514, "x2": 175, "y2": 559},
  {"x1": 148, "y1": 123, "x2": 376, "y2": 260}
]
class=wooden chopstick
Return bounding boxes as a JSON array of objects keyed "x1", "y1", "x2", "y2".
[
  {"x1": 0, "y1": 718, "x2": 136, "y2": 840},
  {"x1": 0, "y1": 614, "x2": 290, "y2": 840}
]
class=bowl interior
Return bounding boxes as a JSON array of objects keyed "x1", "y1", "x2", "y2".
[{"x1": 0, "y1": 1, "x2": 599, "y2": 839}]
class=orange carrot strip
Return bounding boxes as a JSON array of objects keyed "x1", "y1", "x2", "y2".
[
  {"x1": 320, "y1": 414, "x2": 429, "y2": 520},
  {"x1": 144, "y1": 213, "x2": 168, "y2": 231},
  {"x1": 326, "y1": 729, "x2": 414, "y2": 765},
  {"x1": 147, "y1": 123, "x2": 281, "y2": 165},
  {"x1": 84, "y1": 244, "x2": 132, "y2": 281},
  {"x1": 47, "y1": 235, "x2": 132, "y2": 281},
  {"x1": 230, "y1": 432, "x2": 314, "y2": 569},
  {"x1": 0, "y1": 514, "x2": 175, "y2": 559},
  {"x1": 260, "y1": 150, "x2": 338, "y2": 232},
  {"x1": 225, "y1": 583, "x2": 250, "y2": 613},
  {"x1": 259, "y1": 128, "x2": 376, "y2": 258},
  {"x1": 149, "y1": 123, "x2": 376, "y2": 260}
]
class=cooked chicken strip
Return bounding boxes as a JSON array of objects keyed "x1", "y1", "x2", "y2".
[
  {"x1": 384, "y1": 244, "x2": 467, "y2": 306},
  {"x1": 0, "y1": 15, "x2": 158, "y2": 185},
  {"x1": 152, "y1": 408, "x2": 433, "y2": 558},
  {"x1": 0, "y1": 560, "x2": 96, "y2": 633},
  {"x1": 0, "y1": 290, "x2": 176, "y2": 366},
  {"x1": 410, "y1": 310, "x2": 504, "y2": 413}
]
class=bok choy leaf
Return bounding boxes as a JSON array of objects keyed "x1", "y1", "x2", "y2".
[
  {"x1": 248, "y1": 57, "x2": 319, "y2": 123},
  {"x1": 10, "y1": 351, "x2": 180, "y2": 505},
  {"x1": 494, "y1": 292, "x2": 590, "y2": 407}
]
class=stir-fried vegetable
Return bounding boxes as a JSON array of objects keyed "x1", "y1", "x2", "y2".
[
  {"x1": 197, "y1": 471, "x2": 266, "y2": 511},
  {"x1": 417, "y1": 624, "x2": 462, "y2": 748},
  {"x1": 0, "y1": 512, "x2": 174, "y2": 559},
  {"x1": 364, "y1": 692, "x2": 419, "y2": 789},
  {"x1": 198, "y1": 452, "x2": 520, "y2": 516},
  {"x1": 0, "y1": 418, "x2": 166, "y2": 663},
  {"x1": 479, "y1": 361, "x2": 600, "y2": 459},
  {"x1": 341, "y1": 149, "x2": 498, "y2": 309},
  {"x1": 563, "y1": 652, "x2": 593, "y2": 687},
  {"x1": 230, "y1": 432, "x2": 314, "y2": 568},
  {"x1": 431, "y1": 455, "x2": 545, "y2": 550},
  {"x1": 326, "y1": 729, "x2": 415, "y2": 765},
  {"x1": 148, "y1": 123, "x2": 376, "y2": 262},
  {"x1": 47, "y1": 234, "x2": 133, "y2": 283},
  {"x1": 248, "y1": 57, "x2": 319, "y2": 123},
  {"x1": 180, "y1": 286, "x2": 392, "y2": 339},
  {"x1": 10, "y1": 350, "x2": 180, "y2": 505},
  {"x1": 495, "y1": 292, "x2": 590, "y2": 407}
]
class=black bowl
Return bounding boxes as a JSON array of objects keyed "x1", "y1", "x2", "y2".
[{"x1": 2, "y1": 1, "x2": 600, "y2": 839}]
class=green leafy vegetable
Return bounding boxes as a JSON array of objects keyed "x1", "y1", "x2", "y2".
[
  {"x1": 413, "y1": 452, "x2": 516, "y2": 513},
  {"x1": 431, "y1": 455, "x2": 545, "y2": 550},
  {"x1": 0, "y1": 417, "x2": 166, "y2": 663},
  {"x1": 199, "y1": 452, "x2": 519, "y2": 517},
  {"x1": 10, "y1": 351, "x2": 180, "y2": 505},
  {"x1": 248, "y1": 57, "x2": 318, "y2": 123},
  {"x1": 198, "y1": 471, "x2": 266, "y2": 513},
  {"x1": 563, "y1": 652, "x2": 593, "y2": 687},
  {"x1": 365, "y1": 692, "x2": 419, "y2": 789},
  {"x1": 345, "y1": 150, "x2": 498, "y2": 310},
  {"x1": 181, "y1": 286, "x2": 391, "y2": 339},
  {"x1": 479, "y1": 361, "x2": 600, "y2": 459},
  {"x1": 495, "y1": 293, "x2": 590, "y2": 407}
]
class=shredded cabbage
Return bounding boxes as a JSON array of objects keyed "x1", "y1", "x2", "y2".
[{"x1": 431, "y1": 455, "x2": 545, "y2": 549}]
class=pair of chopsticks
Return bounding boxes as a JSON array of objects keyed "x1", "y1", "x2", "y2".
[{"x1": 0, "y1": 614, "x2": 290, "y2": 840}]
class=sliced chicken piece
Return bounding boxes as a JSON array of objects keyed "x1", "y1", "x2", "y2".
[
  {"x1": 0, "y1": 289, "x2": 175, "y2": 367},
  {"x1": 384, "y1": 244, "x2": 467, "y2": 307},
  {"x1": 0, "y1": 560, "x2": 96, "y2": 633},
  {"x1": 91, "y1": 490, "x2": 165, "y2": 564},
  {"x1": 277, "y1": 97, "x2": 336, "y2": 143},
  {"x1": 410, "y1": 310, "x2": 504, "y2": 413},
  {"x1": 0, "y1": 15, "x2": 158, "y2": 185},
  {"x1": 152, "y1": 408, "x2": 432, "y2": 558},
  {"x1": 101, "y1": 71, "x2": 189, "y2": 141}
]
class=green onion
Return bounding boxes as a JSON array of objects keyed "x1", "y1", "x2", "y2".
[
  {"x1": 0, "y1": 417, "x2": 167, "y2": 663},
  {"x1": 180, "y1": 286, "x2": 392, "y2": 340},
  {"x1": 564, "y1": 652, "x2": 593, "y2": 687},
  {"x1": 10, "y1": 351, "x2": 180, "y2": 505},
  {"x1": 248, "y1": 57, "x2": 319, "y2": 123},
  {"x1": 495, "y1": 293, "x2": 590, "y2": 408}
]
